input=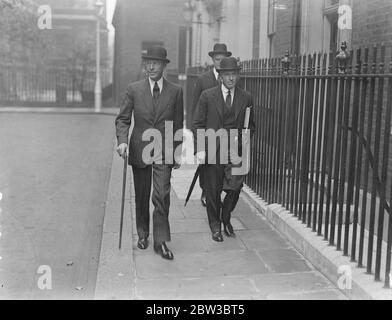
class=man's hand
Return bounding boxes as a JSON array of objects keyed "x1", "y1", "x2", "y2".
[
  {"x1": 173, "y1": 155, "x2": 182, "y2": 170},
  {"x1": 117, "y1": 143, "x2": 128, "y2": 159},
  {"x1": 196, "y1": 151, "x2": 206, "y2": 164}
]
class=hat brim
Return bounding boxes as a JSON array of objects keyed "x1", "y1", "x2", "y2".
[
  {"x1": 208, "y1": 51, "x2": 232, "y2": 57},
  {"x1": 142, "y1": 55, "x2": 170, "y2": 64},
  {"x1": 217, "y1": 67, "x2": 241, "y2": 73}
]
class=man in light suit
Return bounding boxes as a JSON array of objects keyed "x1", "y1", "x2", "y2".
[
  {"x1": 192, "y1": 57, "x2": 255, "y2": 242},
  {"x1": 115, "y1": 46, "x2": 183, "y2": 260},
  {"x1": 191, "y1": 43, "x2": 232, "y2": 207}
]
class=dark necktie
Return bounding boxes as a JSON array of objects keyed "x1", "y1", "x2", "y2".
[
  {"x1": 225, "y1": 90, "x2": 232, "y2": 108},
  {"x1": 153, "y1": 81, "x2": 160, "y2": 100}
]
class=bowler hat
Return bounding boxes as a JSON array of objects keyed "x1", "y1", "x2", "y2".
[
  {"x1": 208, "y1": 43, "x2": 232, "y2": 57},
  {"x1": 217, "y1": 57, "x2": 241, "y2": 73},
  {"x1": 142, "y1": 46, "x2": 170, "y2": 64}
]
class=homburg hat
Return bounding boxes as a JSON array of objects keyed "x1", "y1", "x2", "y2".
[
  {"x1": 208, "y1": 43, "x2": 232, "y2": 57},
  {"x1": 216, "y1": 57, "x2": 242, "y2": 73},
  {"x1": 142, "y1": 46, "x2": 170, "y2": 64}
]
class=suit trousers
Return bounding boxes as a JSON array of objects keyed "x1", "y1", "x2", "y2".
[
  {"x1": 204, "y1": 164, "x2": 241, "y2": 233},
  {"x1": 132, "y1": 164, "x2": 172, "y2": 244}
]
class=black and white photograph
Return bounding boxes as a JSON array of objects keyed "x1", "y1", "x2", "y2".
[{"x1": 0, "y1": 0, "x2": 392, "y2": 304}]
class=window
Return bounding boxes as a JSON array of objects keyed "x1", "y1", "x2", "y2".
[
  {"x1": 268, "y1": 0, "x2": 277, "y2": 36},
  {"x1": 323, "y1": 1, "x2": 339, "y2": 52},
  {"x1": 328, "y1": 13, "x2": 339, "y2": 52}
]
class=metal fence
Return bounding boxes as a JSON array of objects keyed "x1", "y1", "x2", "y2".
[
  {"x1": 0, "y1": 65, "x2": 112, "y2": 107},
  {"x1": 240, "y1": 44, "x2": 392, "y2": 289}
]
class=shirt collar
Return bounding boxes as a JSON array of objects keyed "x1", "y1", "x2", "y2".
[
  {"x1": 148, "y1": 77, "x2": 163, "y2": 94},
  {"x1": 213, "y1": 67, "x2": 219, "y2": 80},
  {"x1": 221, "y1": 84, "x2": 235, "y2": 96}
]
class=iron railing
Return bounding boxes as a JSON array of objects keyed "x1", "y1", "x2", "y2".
[
  {"x1": 0, "y1": 65, "x2": 112, "y2": 107},
  {"x1": 240, "y1": 44, "x2": 392, "y2": 289}
]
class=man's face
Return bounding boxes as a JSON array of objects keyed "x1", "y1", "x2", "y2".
[
  {"x1": 144, "y1": 59, "x2": 165, "y2": 81},
  {"x1": 211, "y1": 54, "x2": 226, "y2": 70},
  {"x1": 220, "y1": 71, "x2": 240, "y2": 90}
]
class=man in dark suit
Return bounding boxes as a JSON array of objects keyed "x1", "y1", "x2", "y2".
[
  {"x1": 115, "y1": 46, "x2": 184, "y2": 260},
  {"x1": 191, "y1": 43, "x2": 232, "y2": 207},
  {"x1": 192, "y1": 57, "x2": 255, "y2": 242}
]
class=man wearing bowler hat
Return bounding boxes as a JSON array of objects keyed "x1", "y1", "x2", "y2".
[
  {"x1": 191, "y1": 43, "x2": 232, "y2": 207},
  {"x1": 115, "y1": 46, "x2": 184, "y2": 260},
  {"x1": 192, "y1": 57, "x2": 255, "y2": 242}
]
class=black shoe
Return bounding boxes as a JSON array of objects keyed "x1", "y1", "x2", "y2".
[
  {"x1": 212, "y1": 231, "x2": 224, "y2": 242},
  {"x1": 201, "y1": 192, "x2": 207, "y2": 207},
  {"x1": 223, "y1": 223, "x2": 236, "y2": 237},
  {"x1": 137, "y1": 237, "x2": 149, "y2": 250},
  {"x1": 154, "y1": 242, "x2": 174, "y2": 260}
]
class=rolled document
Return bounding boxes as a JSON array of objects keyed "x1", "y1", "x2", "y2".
[{"x1": 244, "y1": 107, "x2": 251, "y2": 131}]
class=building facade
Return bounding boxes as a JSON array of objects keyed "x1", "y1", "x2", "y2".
[
  {"x1": 189, "y1": 0, "x2": 392, "y2": 64},
  {"x1": 112, "y1": 0, "x2": 189, "y2": 103},
  {"x1": 34, "y1": 0, "x2": 110, "y2": 67}
]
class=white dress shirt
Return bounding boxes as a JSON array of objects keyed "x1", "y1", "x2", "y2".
[
  {"x1": 213, "y1": 67, "x2": 219, "y2": 81},
  {"x1": 148, "y1": 77, "x2": 163, "y2": 96},
  {"x1": 221, "y1": 84, "x2": 235, "y2": 106}
]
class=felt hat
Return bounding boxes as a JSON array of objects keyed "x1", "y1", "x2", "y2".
[
  {"x1": 208, "y1": 43, "x2": 232, "y2": 57},
  {"x1": 142, "y1": 46, "x2": 170, "y2": 63},
  {"x1": 216, "y1": 57, "x2": 241, "y2": 72}
]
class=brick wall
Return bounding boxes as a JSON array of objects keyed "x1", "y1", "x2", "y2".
[
  {"x1": 272, "y1": 0, "x2": 392, "y2": 58},
  {"x1": 352, "y1": 0, "x2": 392, "y2": 50},
  {"x1": 113, "y1": 0, "x2": 186, "y2": 103}
]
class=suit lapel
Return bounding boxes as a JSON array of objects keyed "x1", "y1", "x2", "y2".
[
  {"x1": 215, "y1": 86, "x2": 244, "y2": 123},
  {"x1": 208, "y1": 70, "x2": 219, "y2": 87},
  {"x1": 154, "y1": 79, "x2": 172, "y2": 122},
  {"x1": 214, "y1": 87, "x2": 224, "y2": 123},
  {"x1": 233, "y1": 87, "x2": 246, "y2": 121},
  {"x1": 142, "y1": 79, "x2": 155, "y2": 121}
]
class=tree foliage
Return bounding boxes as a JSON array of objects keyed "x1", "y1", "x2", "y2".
[{"x1": 0, "y1": 0, "x2": 51, "y2": 65}]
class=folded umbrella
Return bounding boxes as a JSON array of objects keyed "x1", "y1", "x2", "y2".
[{"x1": 184, "y1": 165, "x2": 201, "y2": 207}]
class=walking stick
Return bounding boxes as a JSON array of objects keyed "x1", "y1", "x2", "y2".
[{"x1": 119, "y1": 153, "x2": 127, "y2": 249}]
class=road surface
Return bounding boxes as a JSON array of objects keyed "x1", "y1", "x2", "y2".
[{"x1": 0, "y1": 112, "x2": 115, "y2": 299}]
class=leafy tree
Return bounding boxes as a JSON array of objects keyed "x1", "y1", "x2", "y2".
[{"x1": 0, "y1": 0, "x2": 51, "y2": 66}]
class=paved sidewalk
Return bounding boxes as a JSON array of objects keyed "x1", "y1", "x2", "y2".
[{"x1": 95, "y1": 154, "x2": 346, "y2": 300}]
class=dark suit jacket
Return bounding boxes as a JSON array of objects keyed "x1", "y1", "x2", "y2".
[
  {"x1": 191, "y1": 69, "x2": 219, "y2": 117},
  {"x1": 115, "y1": 78, "x2": 184, "y2": 168},
  {"x1": 192, "y1": 85, "x2": 255, "y2": 165}
]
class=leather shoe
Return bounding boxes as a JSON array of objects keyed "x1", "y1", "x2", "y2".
[
  {"x1": 201, "y1": 192, "x2": 207, "y2": 207},
  {"x1": 154, "y1": 242, "x2": 174, "y2": 260},
  {"x1": 212, "y1": 231, "x2": 224, "y2": 242},
  {"x1": 137, "y1": 237, "x2": 149, "y2": 250},
  {"x1": 223, "y1": 223, "x2": 235, "y2": 237}
]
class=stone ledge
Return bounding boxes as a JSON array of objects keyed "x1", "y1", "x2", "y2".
[{"x1": 241, "y1": 185, "x2": 392, "y2": 300}]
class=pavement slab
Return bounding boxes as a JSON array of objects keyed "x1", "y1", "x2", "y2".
[{"x1": 96, "y1": 160, "x2": 347, "y2": 300}]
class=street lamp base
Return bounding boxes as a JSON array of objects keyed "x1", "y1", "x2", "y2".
[{"x1": 94, "y1": 91, "x2": 102, "y2": 112}]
